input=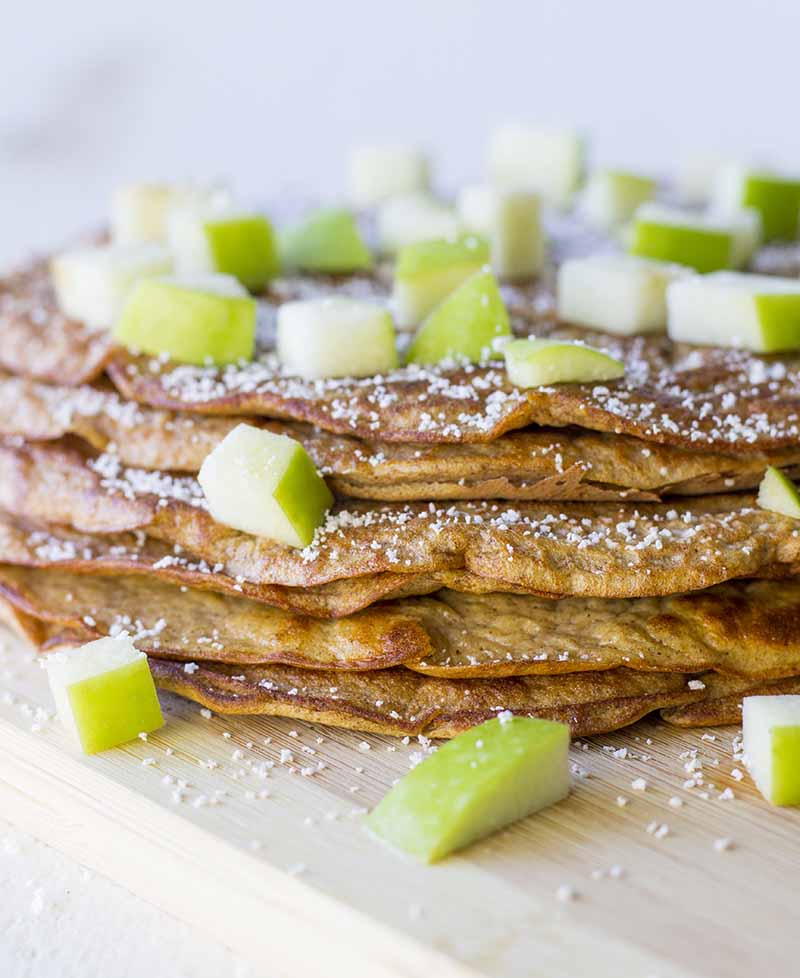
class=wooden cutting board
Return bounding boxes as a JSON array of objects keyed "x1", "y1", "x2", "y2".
[{"x1": 1, "y1": 625, "x2": 798, "y2": 978}]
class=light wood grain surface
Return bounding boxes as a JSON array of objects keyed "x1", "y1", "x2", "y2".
[{"x1": 0, "y1": 626, "x2": 797, "y2": 978}]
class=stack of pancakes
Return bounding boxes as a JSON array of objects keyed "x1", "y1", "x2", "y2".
[{"x1": 2, "y1": 251, "x2": 800, "y2": 738}]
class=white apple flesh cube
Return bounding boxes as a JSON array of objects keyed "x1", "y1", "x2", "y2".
[
  {"x1": 458, "y1": 185, "x2": 545, "y2": 279},
  {"x1": 558, "y1": 255, "x2": 689, "y2": 336},
  {"x1": 712, "y1": 164, "x2": 800, "y2": 241},
  {"x1": 667, "y1": 272, "x2": 800, "y2": 352},
  {"x1": 580, "y1": 169, "x2": 656, "y2": 231},
  {"x1": 675, "y1": 153, "x2": 729, "y2": 206},
  {"x1": 45, "y1": 637, "x2": 164, "y2": 754},
  {"x1": 743, "y1": 695, "x2": 800, "y2": 806},
  {"x1": 277, "y1": 297, "x2": 398, "y2": 379},
  {"x1": 488, "y1": 125, "x2": 584, "y2": 207},
  {"x1": 376, "y1": 194, "x2": 461, "y2": 255},
  {"x1": 198, "y1": 423, "x2": 333, "y2": 548},
  {"x1": 348, "y1": 146, "x2": 430, "y2": 209},
  {"x1": 111, "y1": 182, "x2": 231, "y2": 245},
  {"x1": 50, "y1": 242, "x2": 174, "y2": 330}
]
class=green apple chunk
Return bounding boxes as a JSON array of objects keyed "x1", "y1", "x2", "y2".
[
  {"x1": 743, "y1": 695, "x2": 800, "y2": 806},
  {"x1": 45, "y1": 637, "x2": 164, "y2": 754},
  {"x1": 114, "y1": 275, "x2": 256, "y2": 366},
  {"x1": 757, "y1": 466, "x2": 800, "y2": 518},
  {"x1": 667, "y1": 272, "x2": 800, "y2": 352},
  {"x1": 458, "y1": 185, "x2": 545, "y2": 279},
  {"x1": 488, "y1": 125, "x2": 584, "y2": 208},
  {"x1": 50, "y1": 243, "x2": 173, "y2": 330},
  {"x1": 277, "y1": 297, "x2": 398, "y2": 379},
  {"x1": 198, "y1": 423, "x2": 333, "y2": 547},
  {"x1": 348, "y1": 145, "x2": 430, "y2": 209},
  {"x1": 279, "y1": 208, "x2": 372, "y2": 274},
  {"x1": 392, "y1": 235, "x2": 490, "y2": 329},
  {"x1": 111, "y1": 182, "x2": 231, "y2": 245},
  {"x1": 558, "y1": 255, "x2": 688, "y2": 336},
  {"x1": 505, "y1": 338, "x2": 624, "y2": 387},
  {"x1": 376, "y1": 193, "x2": 460, "y2": 255},
  {"x1": 713, "y1": 164, "x2": 800, "y2": 241},
  {"x1": 365, "y1": 714, "x2": 571, "y2": 863},
  {"x1": 580, "y1": 169, "x2": 656, "y2": 231},
  {"x1": 406, "y1": 269, "x2": 510, "y2": 365}
]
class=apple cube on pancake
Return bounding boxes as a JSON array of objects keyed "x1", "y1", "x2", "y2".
[
  {"x1": 392, "y1": 234, "x2": 489, "y2": 329},
  {"x1": 406, "y1": 268, "x2": 510, "y2": 365},
  {"x1": 580, "y1": 169, "x2": 656, "y2": 231},
  {"x1": 743, "y1": 696, "x2": 800, "y2": 806},
  {"x1": 45, "y1": 637, "x2": 164, "y2": 754},
  {"x1": 365, "y1": 715, "x2": 571, "y2": 863},
  {"x1": 667, "y1": 272, "x2": 800, "y2": 352},
  {"x1": 279, "y1": 208, "x2": 372, "y2": 274},
  {"x1": 348, "y1": 145, "x2": 430, "y2": 209},
  {"x1": 713, "y1": 164, "x2": 800, "y2": 241},
  {"x1": 111, "y1": 182, "x2": 230, "y2": 245},
  {"x1": 198, "y1": 423, "x2": 333, "y2": 547},
  {"x1": 487, "y1": 125, "x2": 584, "y2": 208},
  {"x1": 50, "y1": 242, "x2": 174, "y2": 330},
  {"x1": 376, "y1": 194, "x2": 460, "y2": 256},
  {"x1": 458, "y1": 185, "x2": 545, "y2": 279},
  {"x1": 114, "y1": 275, "x2": 255, "y2": 365},
  {"x1": 277, "y1": 297, "x2": 397, "y2": 379},
  {"x1": 675, "y1": 152, "x2": 728, "y2": 206},
  {"x1": 504, "y1": 338, "x2": 624, "y2": 388},
  {"x1": 757, "y1": 466, "x2": 800, "y2": 518},
  {"x1": 558, "y1": 255, "x2": 687, "y2": 335}
]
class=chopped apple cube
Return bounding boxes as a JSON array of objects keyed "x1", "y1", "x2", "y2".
[
  {"x1": 50, "y1": 243, "x2": 173, "y2": 330},
  {"x1": 392, "y1": 235, "x2": 489, "y2": 329},
  {"x1": 667, "y1": 272, "x2": 800, "y2": 352},
  {"x1": 712, "y1": 164, "x2": 800, "y2": 241},
  {"x1": 743, "y1": 695, "x2": 800, "y2": 806},
  {"x1": 757, "y1": 466, "x2": 800, "y2": 518},
  {"x1": 488, "y1": 125, "x2": 584, "y2": 208},
  {"x1": 277, "y1": 297, "x2": 397, "y2": 379},
  {"x1": 45, "y1": 637, "x2": 163, "y2": 754},
  {"x1": 348, "y1": 146, "x2": 430, "y2": 209},
  {"x1": 114, "y1": 275, "x2": 256, "y2": 365},
  {"x1": 675, "y1": 153, "x2": 729, "y2": 206},
  {"x1": 198, "y1": 423, "x2": 333, "y2": 547},
  {"x1": 458, "y1": 185, "x2": 545, "y2": 279},
  {"x1": 376, "y1": 194, "x2": 461, "y2": 256},
  {"x1": 111, "y1": 182, "x2": 230, "y2": 245},
  {"x1": 365, "y1": 714, "x2": 571, "y2": 863},
  {"x1": 405, "y1": 268, "x2": 510, "y2": 365},
  {"x1": 580, "y1": 169, "x2": 656, "y2": 231},
  {"x1": 558, "y1": 255, "x2": 688, "y2": 335},
  {"x1": 505, "y1": 338, "x2": 624, "y2": 387},
  {"x1": 279, "y1": 208, "x2": 372, "y2": 273}
]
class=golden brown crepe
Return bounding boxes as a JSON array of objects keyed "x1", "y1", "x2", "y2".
[{"x1": 661, "y1": 673, "x2": 800, "y2": 727}]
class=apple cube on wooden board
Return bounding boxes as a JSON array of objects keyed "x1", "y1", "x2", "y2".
[
  {"x1": 458, "y1": 185, "x2": 544, "y2": 279},
  {"x1": 365, "y1": 714, "x2": 571, "y2": 863},
  {"x1": 712, "y1": 164, "x2": 800, "y2": 241},
  {"x1": 111, "y1": 182, "x2": 231, "y2": 245},
  {"x1": 405, "y1": 269, "x2": 510, "y2": 365},
  {"x1": 487, "y1": 125, "x2": 584, "y2": 208},
  {"x1": 198, "y1": 424, "x2": 333, "y2": 548},
  {"x1": 504, "y1": 338, "x2": 624, "y2": 388},
  {"x1": 376, "y1": 194, "x2": 461, "y2": 255},
  {"x1": 277, "y1": 297, "x2": 398, "y2": 379},
  {"x1": 392, "y1": 235, "x2": 490, "y2": 329},
  {"x1": 558, "y1": 255, "x2": 688, "y2": 336},
  {"x1": 580, "y1": 169, "x2": 656, "y2": 231},
  {"x1": 44, "y1": 637, "x2": 164, "y2": 754},
  {"x1": 348, "y1": 146, "x2": 430, "y2": 209},
  {"x1": 50, "y1": 243, "x2": 173, "y2": 330},
  {"x1": 757, "y1": 466, "x2": 800, "y2": 518},
  {"x1": 114, "y1": 275, "x2": 256, "y2": 366},
  {"x1": 743, "y1": 696, "x2": 800, "y2": 806},
  {"x1": 667, "y1": 272, "x2": 800, "y2": 352},
  {"x1": 279, "y1": 208, "x2": 372, "y2": 274}
]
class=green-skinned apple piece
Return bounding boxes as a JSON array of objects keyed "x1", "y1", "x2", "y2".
[
  {"x1": 667, "y1": 272, "x2": 800, "y2": 352},
  {"x1": 279, "y1": 208, "x2": 372, "y2": 274},
  {"x1": 376, "y1": 193, "x2": 460, "y2": 255},
  {"x1": 348, "y1": 145, "x2": 430, "y2": 209},
  {"x1": 505, "y1": 338, "x2": 624, "y2": 387},
  {"x1": 757, "y1": 466, "x2": 800, "y2": 518},
  {"x1": 392, "y1": 235, "x2": 490, "y2": 329},
  {"x1": 558, "y1": 255, "x2": 689, "y2": 336},
  {"x1": 580, "y1": 169, "x2": 656, "y2": 231},
  {"x1": 713, "y1": 164, "x2": 800, "y2": 241},
  {"x1": 198, "y1": 423, "x2": 333, "y2": 547},
  {"x1": 743, "y1": 695, "x2": 800, "y2": 806},
  {"x1": 114, "y1": 275, "x2": 256, "y2": 366},
  {"x1": 458, "y1": 185, "x2": 544, "y2": 279},
  {"x1": 277, "y1": 297, "x2": 398, "y2": 379},
  {"x1": 111, "y1": 182, "x2": 231, "y2": 245},
  {"x1": 45, "y1": 637, "x2": 164, "y2": 754},
  {"x1": 50, "y1": 242, "x2": 174, "y2": 330},
  {"x1": 488, "y1": 125, "x2": 584, "y2": 208},
  {"x1": 406, "y1": 268, "x2": 510, "y2": 365},
  {"x1": 365, "y1": 714, "x2": 571, "y2": 863}
]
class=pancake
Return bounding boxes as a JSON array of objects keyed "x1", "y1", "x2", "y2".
[{"x1": 661, "y1": 673, "x2": 800, "y2": 727}]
